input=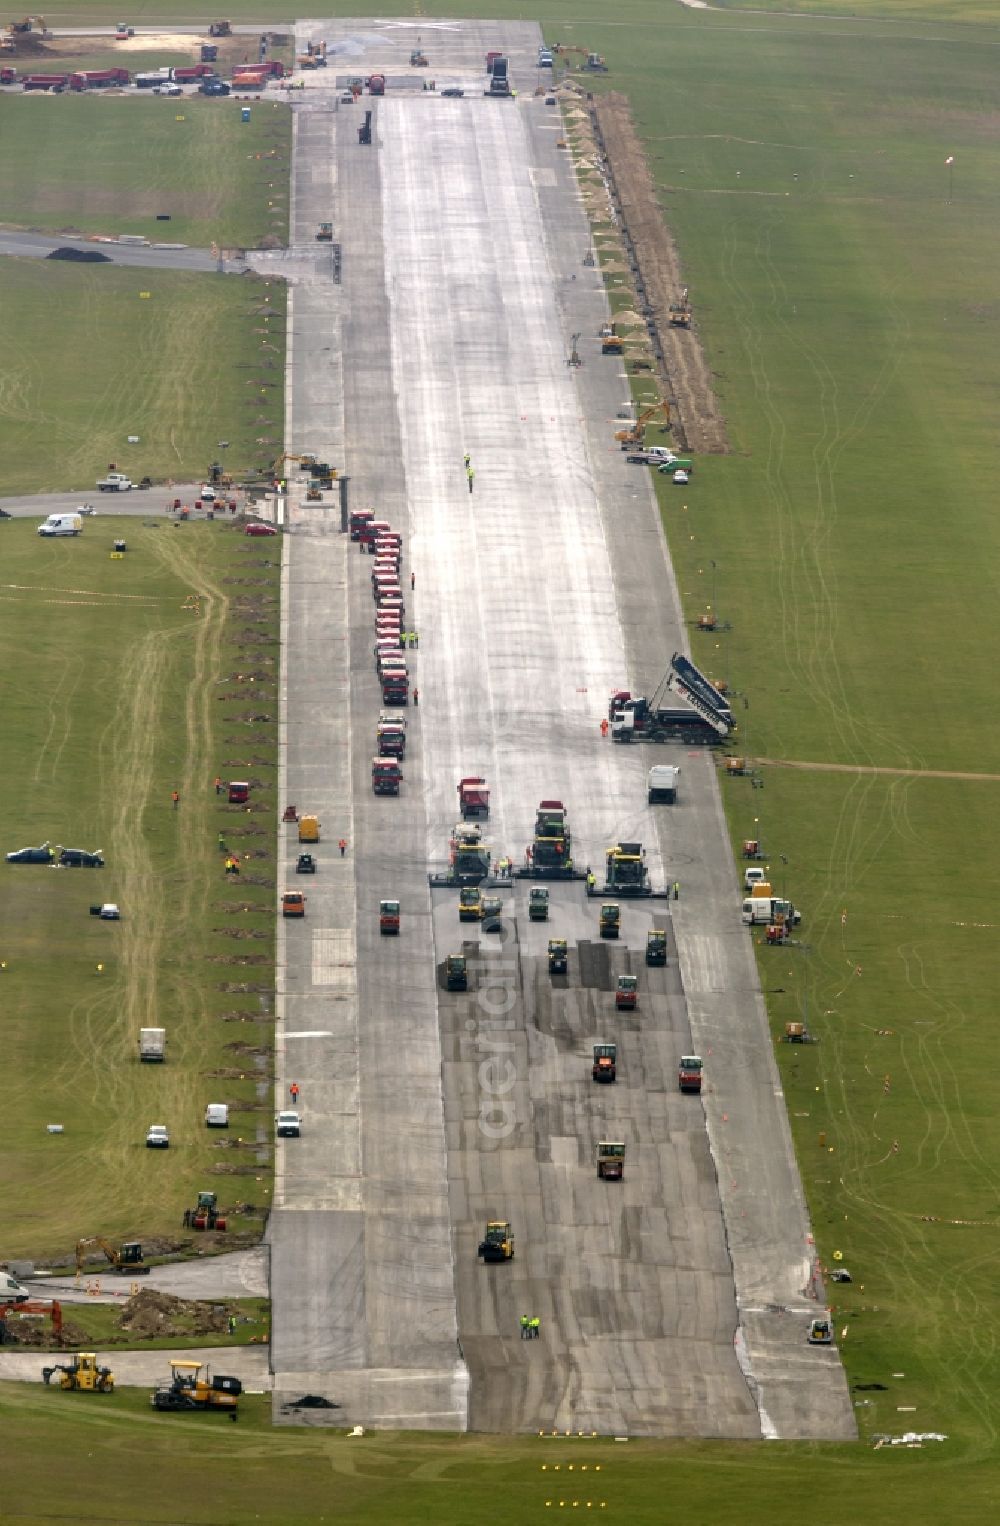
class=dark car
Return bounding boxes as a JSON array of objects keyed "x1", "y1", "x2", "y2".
[
  {"x1": 441, "y1": 87, "x2": 464, "y2": 98},
  {"x1": 0, "y1": 508, "x2": 11, "y2": 520},
  {"x1": 59, "y1": 847, "x2": 104, "y2": 868},
  {"x1": 295, "y1": 853, "x2": 317, "y2": 874},
  {"x1": 6, "y1": 842, "x2": 54, "y2": 864}
]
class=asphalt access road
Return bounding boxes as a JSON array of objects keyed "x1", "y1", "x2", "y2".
[{"x1": 0, "y1": 227, "x2": 246, "y2": 273}]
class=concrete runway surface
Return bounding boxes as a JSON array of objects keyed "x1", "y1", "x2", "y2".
[{"x1": 267, "y1": 16, "x2": 855, "y2": 1439}]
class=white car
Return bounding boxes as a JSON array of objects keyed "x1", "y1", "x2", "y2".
[
  {"x1": 200, "y1": 484, "x2": 217, "y2": 502},
  {"x1": 153, "y1": 83, "x2": 182, "y2": 96},
  {"x1": 672, "y1": 469, "x2": 689, "y2": 485},
  {"x1": 145, "y1": 1124, "x2": 170, "y2": 1149},
  {"x1": 276, "y1": 1110, "x2": 301, "y2": 1138},
  {"x1": 76, "y1": 504, "x2": 98, "y2": 517}
]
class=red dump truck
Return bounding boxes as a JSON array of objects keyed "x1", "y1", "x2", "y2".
[
  {"x1": 69, "y1": 68, "x2": 130, "y2": 89},
  {"x1": 173, "y1": 64, "x2": 216, "y2": 84},
  {"x1": 381, "y1": 669, "x2": 409, "y2": 706},
  {"x1": 372, "y1": 757, "x2": 402, "y2": 796},
  {"x1": 458, "y1": 777, "x2": 490, "y2": 820},
  {"x1": 22, "y1": 75, "x2": 69, "y2": 91},
  {"x1": 234, "y1": 59, "x2": 284, "y2": 79}
]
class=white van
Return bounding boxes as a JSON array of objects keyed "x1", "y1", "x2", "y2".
[
  {"x1": 0, "y1": 1270, "x2": 30, "y2": 1303},
  {"x1": 205, "y1": 1103, "x2": 229, "y2": 1128},
  {"x1": 38, "y1": 513, "x2": 83, "y2": 537}
]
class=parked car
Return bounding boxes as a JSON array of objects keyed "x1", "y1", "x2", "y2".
[
  {"x1": 276, "y1": 1110, "x2": 301, "y2": 1138},
  {"x1": 441, "y1": 87, "x2": 464, "y2": 97},
  {"x1": 6, "y1": 842, "x2": 54, "y2": 864},
  {"x1": 200, "y1": 484, "x2": 217, "y2": 502},
  {"x1": 340, "y1": 90, "x2": 354, "y2": 103},
  {"x1": 672, "y1": 469, "x2": 689, "y2": 485},
  {"x1": 59, "y1": 846, "x2": 104, "y2": 867},
  {"x1": 145, "y1": 1124, "x2": 170, "y2": 1149},
  {"x1": 153, "y1": 82, "x2": 182, "y2": 95},
  {"x1": 245, "y1": 521, "x2": 278, "y2": 537}
]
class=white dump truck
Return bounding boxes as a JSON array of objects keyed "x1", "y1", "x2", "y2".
[{"x1": 648, "y1": 764, "x2": 680, "y2": 804}]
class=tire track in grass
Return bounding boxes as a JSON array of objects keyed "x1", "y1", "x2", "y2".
[
  {"x1": 55, "y1": 537, "x2": 233, "y2": 1226},
  {"x1": 719, "y1": 200, "x2": 1000, "y2": 1441},
  {"x1": 31, "y1": 649, "x2": 85, "y2": 788}
]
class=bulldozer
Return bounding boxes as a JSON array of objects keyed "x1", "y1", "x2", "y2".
[
  {"x1": 409, "y1": 46, "x2": 428, "y2": 66},
  {"x1": 42, "y1": 1352, "x2": 114, "y2": 1392},
  {"x1": 478, "y1": 1221, "x2": 514, "y2": 1263},
  {"x1": 75, "y1": 1238, "x2": 150, "y2": 1276},
  {"x1": 150, "y1": 1359, "x2": 242, "y2": 1418}
]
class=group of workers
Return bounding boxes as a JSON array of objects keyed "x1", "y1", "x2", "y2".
[{"x1": 519, "y1": 1315, "x2": 541, "y2": 1340}]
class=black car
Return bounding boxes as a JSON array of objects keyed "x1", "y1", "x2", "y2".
[
  {"x1": 6, "y1": 842, "x2": 54, "y2": 864},
  {"x1": 295, "y1": 853, "x2": 317, "y2": 874},
  {"x1": 0, "y1": 508, "x2": 11, "y2": 520},
  {"x1": 441, "y1": 87, "x2": 464, "y2": 98},
  {"x1": 59, "y1": 847, "x2": 104, "y2": 868}
]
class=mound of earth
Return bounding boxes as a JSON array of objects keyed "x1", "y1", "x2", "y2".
[{"x1": 118, "y1": 1288, "x2": 231, "y2": 1340}]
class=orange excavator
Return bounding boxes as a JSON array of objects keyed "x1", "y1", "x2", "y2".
[{"x1": 0, "y1": 1300, "x2": 63, "y2": 1344}]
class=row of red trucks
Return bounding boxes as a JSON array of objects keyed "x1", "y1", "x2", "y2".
[
  {"x1": 4, "y1": 60, "x2": 285, "y2": 91},
  {"x1": 351, "y1": 508, "x2": 409, "y2": 796}
]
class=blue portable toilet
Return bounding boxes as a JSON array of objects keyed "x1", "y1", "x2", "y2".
[{"x1": 241, "y1": 106, "x2": 251, "y2": 123}]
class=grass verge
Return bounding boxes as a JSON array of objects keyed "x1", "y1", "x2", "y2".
[
  {"x1": 0, "y1": 519, "x2": 279, "y2": 1258},
  {"x1": 0, "y1": 92, "x2": 290, "y2": 248},
  {"x1": 0, "y1": 261, "x2": 285, "y2": 495},
  {"x1": 3, "y1": 1387, "x2": 999, "y2": 1526}
]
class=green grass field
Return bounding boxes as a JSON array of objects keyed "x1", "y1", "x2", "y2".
[
  {"x1": 21, "y1": 1294, "x2": 271, "y2": 1348},
  {"x1": 0, "y1": 261, "x2": 286, "y2": 495},
  {"x1": 0, "y1": 520, "x2": 278, "y2": 1257},
  {"x1": 611, "y1": 0, "x2": 1000, "y2": 1467},
  {"x1": 4, "y1": 1385, "x2": 1000, "y2": 1526},
  {"x1": 0, "y1": 92, "x2": 290, "y2": 248},
  {"x1": 5, "y1": 2, "x2": 1000, "y2": 1521}
]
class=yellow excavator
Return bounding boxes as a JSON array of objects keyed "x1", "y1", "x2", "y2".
[
  {"x1": 75, "y1": 1238, "x2": 150, "y2": 1276},
  {"x1": 614, "y1": 400, "x2": 671, "y2": 448}
]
